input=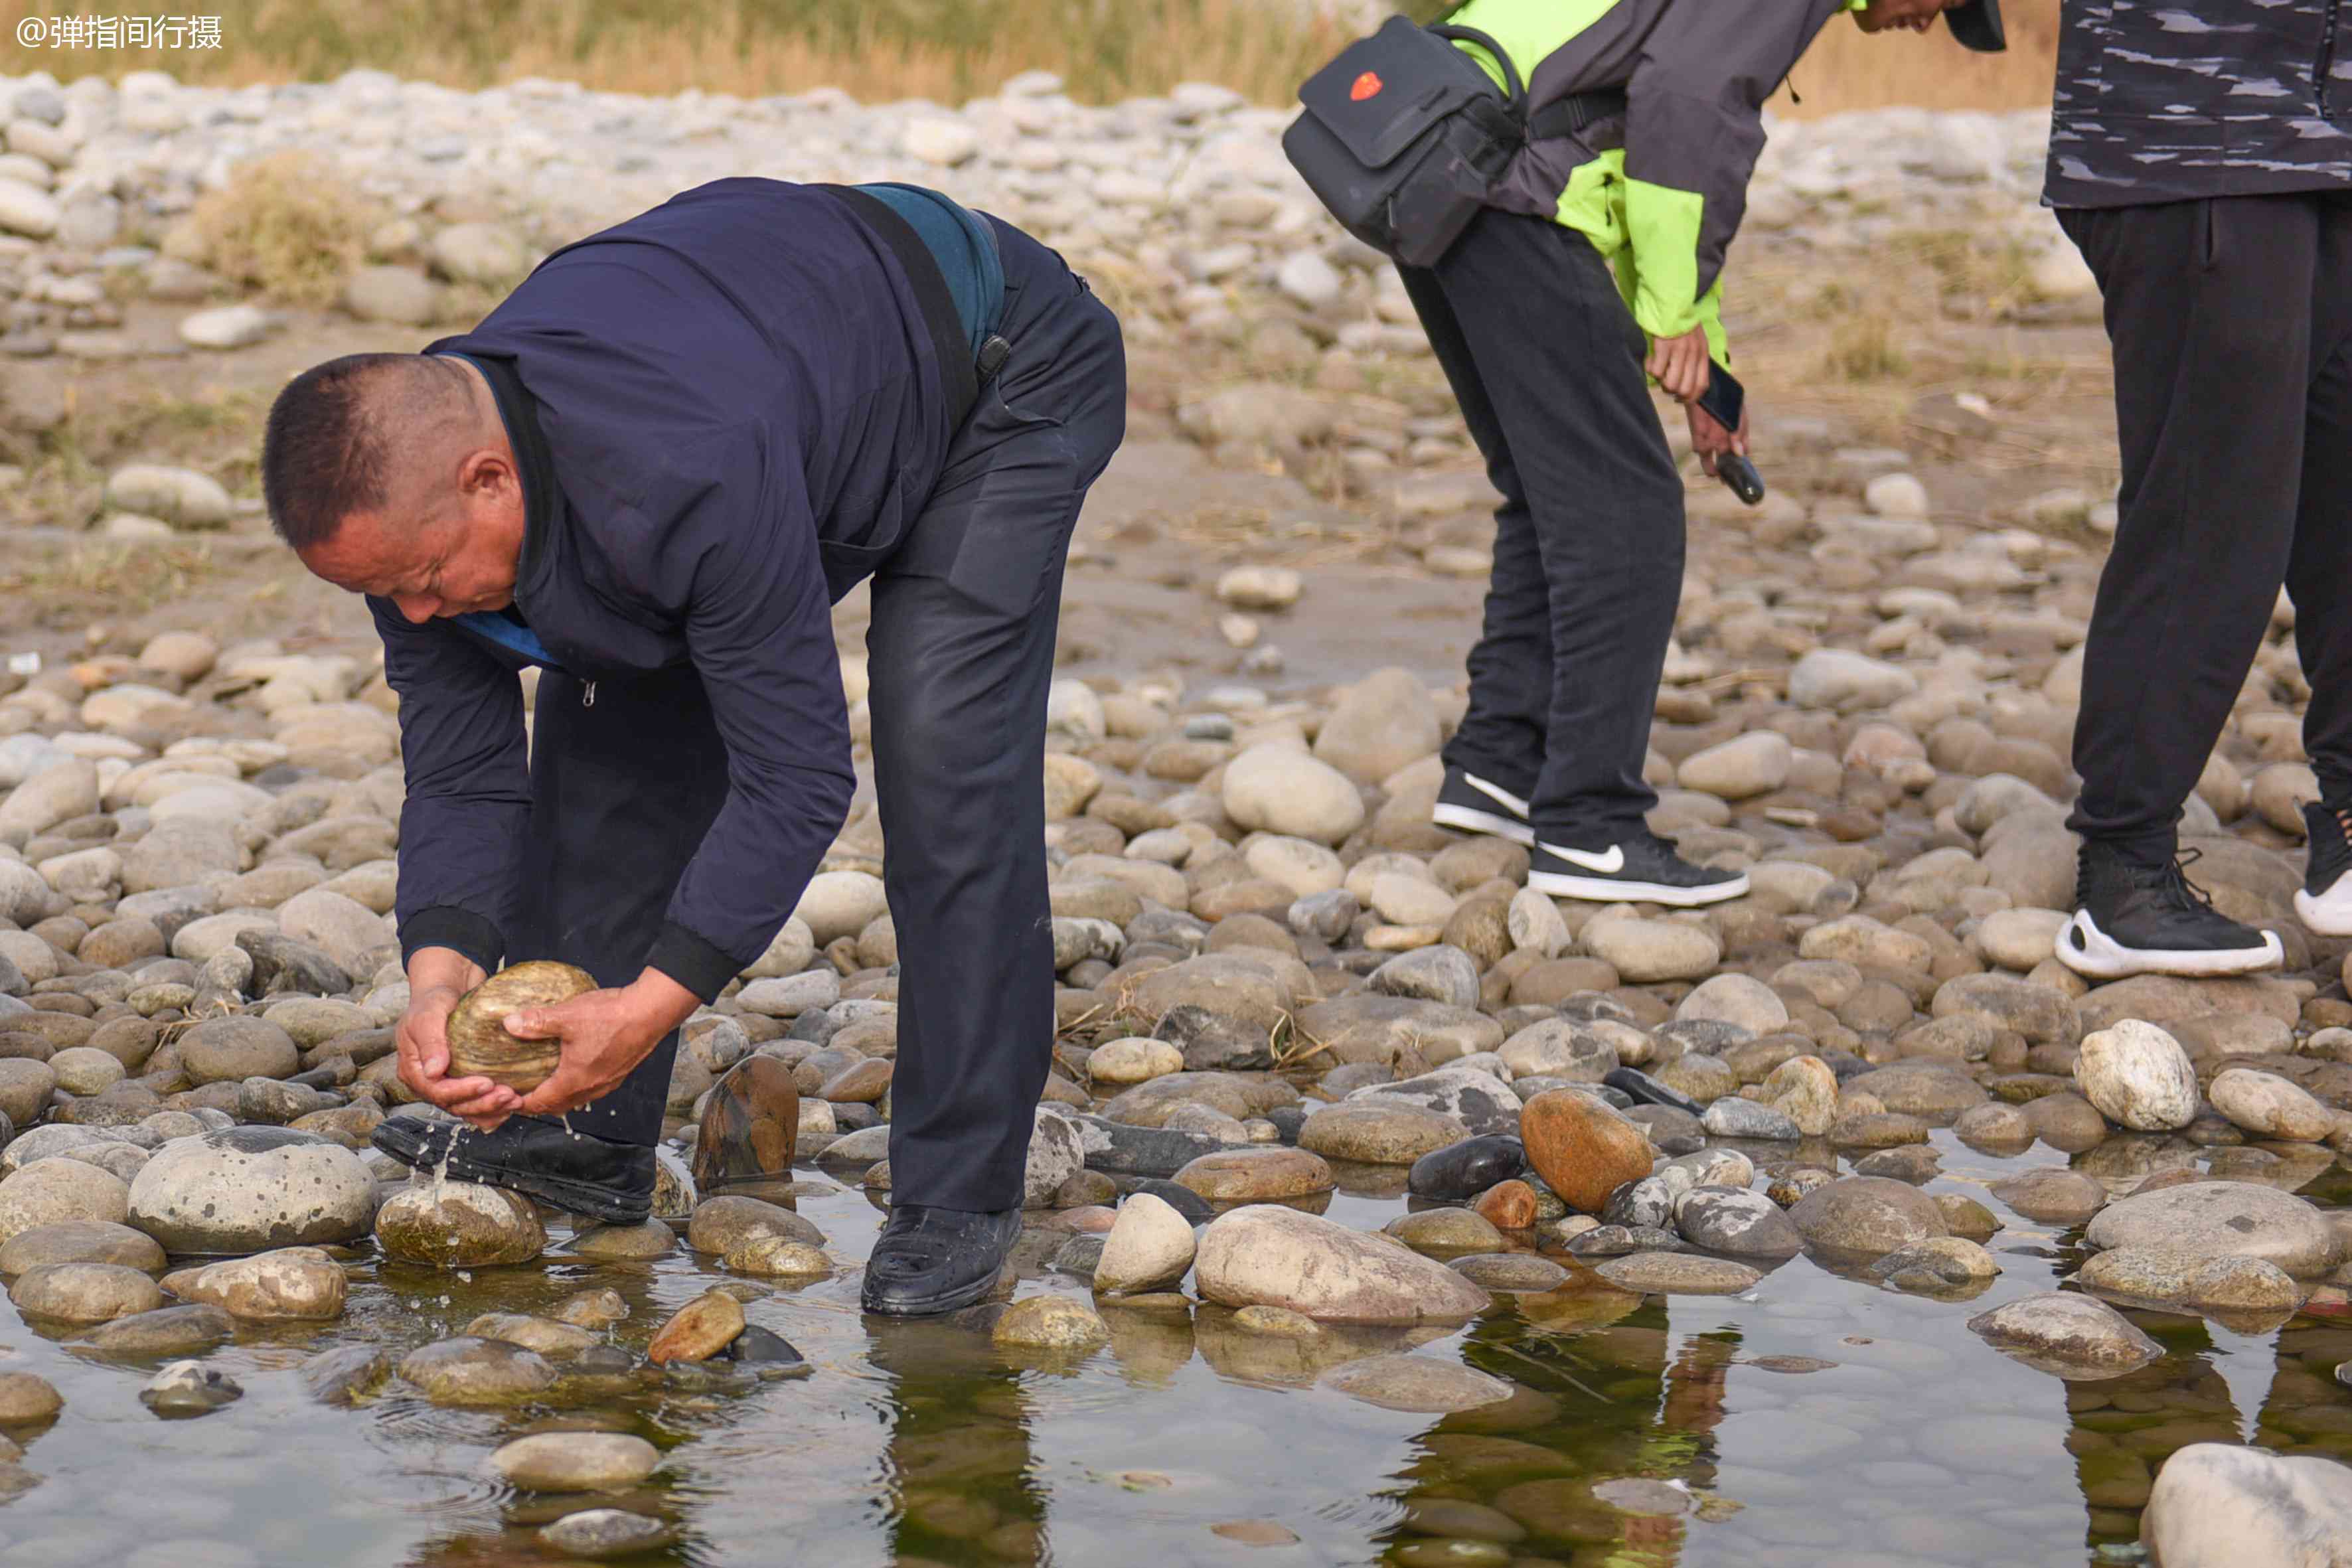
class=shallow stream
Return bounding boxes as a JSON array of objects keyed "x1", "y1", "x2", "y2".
[{"x1": 0, "y1": 1128, "x2": 2346, "y2": 1568}]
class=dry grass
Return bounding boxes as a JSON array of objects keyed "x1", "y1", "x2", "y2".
[
  {"x1": 181, "y1": 152, "x2": 383, "y2": 305},
  {"x1": 1820, "y1": 310, "x2": 1910, "y2": 382},
  {"x1": 0, "y1": 0, "x2": 2058, "y2": 112}
]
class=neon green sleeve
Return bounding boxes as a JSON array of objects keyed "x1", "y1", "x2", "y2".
[{"x1": 1619, "y1": 180, "x2": 1730, "y2": 369}]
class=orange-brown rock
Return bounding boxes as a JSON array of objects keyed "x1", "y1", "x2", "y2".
[
  {"x1": 692, "y1": 1056, "x2": 800, "y2": 1192},
  {"x1": 1471, "y1": 1179, "x2": 1539, "y2": 1231},
  {"x1": 646, "y1": 1289, "x2": 745, "y2": 1364},
  {"x1": 1518, "y1": 1090, "x2": 1655, "y2": 1215}
]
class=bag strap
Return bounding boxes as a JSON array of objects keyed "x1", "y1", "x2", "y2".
[
  {"x1": 818, "y1": 184, "x2": 980, "y2": 430},
  {"x1": 1429, "y1": 23, "x2": 1526, "y2": 116},
  {"x1": 1527, "y1": 86, "x2": 1629, "y2": 142}
]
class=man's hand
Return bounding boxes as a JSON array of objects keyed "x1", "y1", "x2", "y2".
[
  {"x1": 1646, "y1": 324, "x2": 1713, "y2": 403},
  {"x1": 505, "y1": 969, "x2": 702, "y2": 1122},
  {"x1": 1685, "y1": 396, "x2": 1753, "y2": 479},
  {"x1": 396, "y1": 947, "x2": 520, "y2": 1130}
]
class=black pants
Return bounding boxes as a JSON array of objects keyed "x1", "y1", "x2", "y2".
[
  {"x1": 1399, "y1": 207, "x2": 1684, "y2": 842},
  {"x1": 516, "y1": 221, "x2": 1127, "y2": 1212},
  {"x1": 2063, "y1": 192, "x2": 2352, "y2": 858}
]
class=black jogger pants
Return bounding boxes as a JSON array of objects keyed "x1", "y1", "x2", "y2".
[
  {"x1": 1399, "y1": 207, "x2": 1686, "y2": 844},
  {"x1": 2064, "y1": 191, "x2": 2352, "y2": 858},
  {"x1": 516, "y1": 220, "x2": 1127, "y2": 1212}
]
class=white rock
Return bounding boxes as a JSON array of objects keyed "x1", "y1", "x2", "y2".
[
  {"x1": 1243, "y1": 835, "x2": 1344, "y2": 899},
  {"x1": 793, "y1": 871, "x2": 888, "y2": 945},
  {"x1": 1864, "y1": 473, "x2": 1930, "y2": 519},
  {"x1": 1094, "y1": 1192, "x2": 1195, "y2": 1293},
  {"x1": 1276, "y1": 251, "x2": 1342, "y2": 307},
  {"x1": 0, "y1": 177, "x2": 59, "y2": 238},
  {"x1": 1676, "y1": 732, "x2": 1790, "y2": 799},
  {"x1": 2208, "y1": 1069, "x2": 2337, "y2": 1143},
  {"x1": 1087, "y1": 1038, "x2": 1183, "y2": 1087},
  {"x1": 1581, "y1": 912, "x2": 1721, "y2": 984},
  {"x1": 2143, "y1": 1444, "x2": 2352, "y2": 1568},
  {"x1": 1506, "y1": 887, "x2": 1569, "y2": 958},
  {"x1": 1221, "y1": 744, "x2": 1365, "y2": 846},
  {"x1": 104, "y1": 464, "x2": 230, "y2": 529},
  {"x1": 1676, "y1": 973, "x2": 1788, "y2": 1034},
  {"x1": 1194, "y1": 1205, "x2": 1490, "y2": 1324},
  {"x1": 127, "y1": 1127, "x2": 376, "y2": 1253},
  {"x1": 178, "y1": 304, "x2": 274, "y2": 350},
  {"x1": 1215, "y1": 566, "x2": 1302, "y2": 611},
  {"x1": 2073, "y1": 1020, "x2": 2198, "y2": 1132},
  {"x1": 1022, "y1": 1107, "x2": 1083, "y2": 1208},
  {"x1": 1787, "y1": 649, "x2": 1920, "y2": 712},
  {"x1": 902, "y1": 118, "x2": 980, "y2": 165}
]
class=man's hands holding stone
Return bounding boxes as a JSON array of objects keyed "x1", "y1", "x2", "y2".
[
  {"x1": 504, "y1": 969, "x2": 700, "y2": 1124},
  {"x1": 398, "y1": 949, "x2": 700, "y2": 1133}
]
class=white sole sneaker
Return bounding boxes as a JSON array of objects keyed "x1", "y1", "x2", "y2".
[
  {"x1": 2295, "y1": 883, "x2": 2352, "y2": 937},
  {"x1": 2055, "y1": 909, "x2": 2284, "y2": 980},
  {"x1": 1431, "y1": 801, "x2": 1537, "y2": 846},
  {"x1": 1528, "y1": 868, "x2": 1751, "y2": 907}
]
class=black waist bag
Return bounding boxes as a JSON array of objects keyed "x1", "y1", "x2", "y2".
[{"x1": 1281, "y1": 17, "x2": 1524, "y2": 268}]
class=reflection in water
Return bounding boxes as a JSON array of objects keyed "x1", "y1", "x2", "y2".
[{"x1": 870, "y1": 1317, "x2": 1049, "y2": 1564}]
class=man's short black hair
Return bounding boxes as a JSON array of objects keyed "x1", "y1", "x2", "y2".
[{"x1": 262, "y1": 353, "x2": 468, "y2": 550}]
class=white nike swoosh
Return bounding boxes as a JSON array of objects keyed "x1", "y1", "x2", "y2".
[
  {"x1": 1546, "y1": 843, "x2": 1624, "y2": 874},
  {"x1": 1464, "y1": 774, "x2": 1531, "y2": 817}
]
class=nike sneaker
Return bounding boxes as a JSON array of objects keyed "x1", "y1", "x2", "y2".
[
  {"x1": 2057, "y1": 842, "x2": 2282, "y2": 979},
  {"x1": 1432, "y1": 766, "x2": 1535, "y2": 846},
  {"x1": 1528, "y1": 830, "x2": 1749, "y2": 907},
  {"x1": 2297, "y1": 801, "x2": 2352, "y2": 937}
]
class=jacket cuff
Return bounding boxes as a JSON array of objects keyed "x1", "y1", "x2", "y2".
[
  {"x1": 645, "y1": 920, "x2": 745, "y2": 1005},
  {"x1": 400, "y1": 906, "x2": 505, "y2": 973}
]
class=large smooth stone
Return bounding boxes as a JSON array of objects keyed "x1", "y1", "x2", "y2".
[
  {"x1": 76, "y1": 1302, "x2": 233, "y2": 1357},
  {"x1": 0, "y1": 1159, "x2": 129, "y2": 1245},
  {"x1": 1966, "y1": 1291, "x2": 2163, "y2": 1379},
  {"x1": 2142, "y1": 1443, "x2": 2352, "y2": 1567},
  {"x1": 2073, "y1": 1019, "x2": 2197, "y2": 1131},
  {"x1": 2085, "y1": 1181, "x2": 2343, "y2": 1277},
  {"x1": 647, "y1": 1289, "x2": 744, "y2": 1364},
  {"x1": 1990, "y1": 1168, "x2": 2110, "y2": 1225},
  {"x1": 1194, "y1": 1206, "x2": 1490, "y2": 1325},
  {"x1": 1674, "y1": 1187, "x2": 1802, "y2": 1258},
  {"x1": 466, "y1": 1312, "x2": 597, "y2": 1359},
  {"x1": 992, "y1": 1295, "x2": 1109, "y2": 1352},
  {"x1": 490, "y1": 1432, "x2": 661, "y2": 1492},
  {"x1": 374, "y1": 1182, "x2": 546, "y2": 1268},
  {"x1": 2207, "y1": 1068, "x2": 2337, "y2": 1142},
  {"x1": 1298, "y1": 1103, "x2": 1466, "y2": 1166},
  {"x1": 127, "y1": 1126, "x2": 374, "y2": 1255},
  {"x1": 399, "y1": 1337, "x2": 558, "y2": 1404},
  {"x1": 1593, "y1": 1253, "x2": 1762, "y2": 1295},
  {"x1": 691, "y1": 1056, "x2": 799, "y2": 1190},
  {"x1": 1786, "y1": 1177, "x2": 1950, "y2": 1258},
  {"x1": 8, "y1": 1261, "x2": 163, "y2": 1323},
  {"x1": 1170, "y1": 1148, "x2": 1334, "y2": 1206},
  {"x1": 170, "y1": 1246, "x2": 347, "y2": 1320},
  {"x1": 685, "y1": 1195, "x2": 823, "y2": 1255},
  {"x1": 444, "y1": 962, "x2": 593, "y2": 1093},
  {"x1": 1320, "y1": 1353, "x2": 1515, "y2": 1413},
  {"x1": 0, "y1": 1219, "x2": 165, "y2": 1274},
  {"x1": 1094, "y1": 1193, "x2": 1195, "y2": 1294},
  {"x1": 1519, "y1": 1090, "x2": 1654, "y2": 1214},
  {"x1": 178, "y1": 1016, "x2": 299, "y2": 1085}
]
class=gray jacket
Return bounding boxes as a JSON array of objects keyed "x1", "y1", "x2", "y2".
[{"x1": 2045, "y1": 0, "x2": 2352, "y2": 208}]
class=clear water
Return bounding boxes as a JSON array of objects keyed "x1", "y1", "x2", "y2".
[{"x1": 0, "y1": 1128, "x2": 2345, "y2": 1568}]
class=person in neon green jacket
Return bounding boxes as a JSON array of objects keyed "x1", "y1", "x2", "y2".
[
  {"x1": 1448, "y1": 0, "x2": 2001, "y2": 397},
  {"x1": 1413, "y1": 0, "x2": 2003, "y2": 905}
]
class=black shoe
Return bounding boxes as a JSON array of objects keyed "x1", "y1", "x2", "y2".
[
  {"x1": 1528, "y1": 830, "x2": 1749, "y2": 907},
  {"x1": 370, "y1": 1113, "x2": 656, "y2": 1225},
  {"x1": 860, "y1": 1205, "x2": 1023, "y2": 1317},
  {"x1": 2298, "y1": 801, "x2": 2352, "y2": 937},
  {"x1": 2058, "y1": 842, "x2": 2283, "y2": 979},
  {"x1": 1431, "y1": 767, "x2": 1535, "y2": 846}
]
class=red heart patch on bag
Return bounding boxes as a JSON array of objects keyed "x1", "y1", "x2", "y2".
[{"x1": 1350, "y1": 71, "x2": 1383, "y2": 101}]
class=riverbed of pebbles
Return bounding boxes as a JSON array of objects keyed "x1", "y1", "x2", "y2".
[{"x1": 0, "y1": 64, "x2": 2085, "y2": 409}]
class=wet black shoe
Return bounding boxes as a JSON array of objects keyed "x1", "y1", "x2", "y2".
[
  {"x1": 370, "y1": 1113, "x2": 655, "y2": 1225},
  {"x1": 2298, "y1": 801, "x2": 2352, "y2": 937},
  {"x1": 1431, "y1": 767, "x2": 1535, "y2": 846},
  {"x1": 2058, "y1": 842, "x2": 2282, "y2": 979},
  {"x1": 860, "y1": 1206, "x2": 1023, "y2": 1317},
  {"x1": 1528, "y1": 829, "x2": 1749, "y2": 907}
]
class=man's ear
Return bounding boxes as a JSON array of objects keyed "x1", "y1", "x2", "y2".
[{"x1": 455, "y1": 446, "x2": 516, "y2": 505}]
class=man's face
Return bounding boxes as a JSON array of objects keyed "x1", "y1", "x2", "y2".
[
  {"x1": 299, "y1": 456, "x2": 525, "y2": 624},
  {"x1": 1853, "y1": 0, "x2": 1957, "y2": 33}
]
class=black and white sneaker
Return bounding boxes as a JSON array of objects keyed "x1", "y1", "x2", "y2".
[
  {"x1": 2296, "y1": 801, "x2": 2352, "y2": 936},
  {"x1": 1528, "y1": 830, "x2": 1749, "y2": 907},
  {"x1": 1431, "y1": 767, "x2": 1535, "y2": 846},
  {"x1": 2057, "y1": 842, "x2": 2283, "y2": 979}
]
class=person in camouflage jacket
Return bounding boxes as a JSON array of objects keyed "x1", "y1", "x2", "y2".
[{"x1": 2047, "y1": 1, "x2": 2352, "y2": 979}]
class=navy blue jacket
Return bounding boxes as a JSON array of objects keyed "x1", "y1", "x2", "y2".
[{"x1": 381, "y1": 179, "x2": 958, "y2": 1001}]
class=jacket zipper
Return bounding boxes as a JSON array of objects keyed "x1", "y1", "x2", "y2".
[
  {"x1": 582, "y1": 681, "x2": 597, "y2": 708},
  {"x1": 2323, "y1": 0, "x2": 2343, "y2": 118}
]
